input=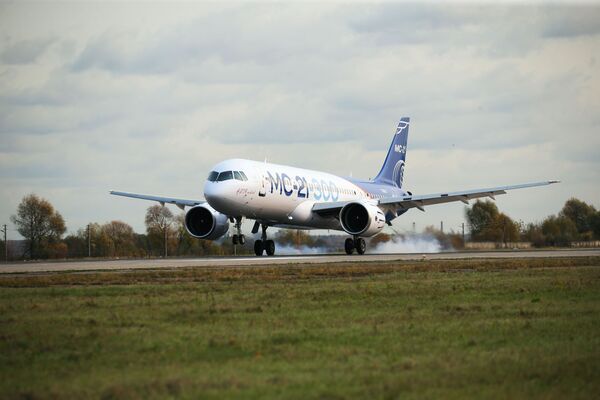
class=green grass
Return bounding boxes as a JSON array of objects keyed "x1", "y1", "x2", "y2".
[{"x1": 1, "y1": 258, "x2": 599, "y2": 399}]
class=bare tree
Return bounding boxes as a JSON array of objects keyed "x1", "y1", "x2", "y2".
[
  {"x1": 10, "y1": 194, "x2": 66, "y2": 259},
  {"x1": 145, "y1": 205, "x2": 174, "y2": 256}
]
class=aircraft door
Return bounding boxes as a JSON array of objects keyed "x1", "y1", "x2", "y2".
[{"x1": 257, "y1": 168, "x2": 267, "y2": 197}]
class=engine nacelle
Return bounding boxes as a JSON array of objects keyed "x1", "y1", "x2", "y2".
[
  {"x1": 339, "y1": 201, "x2": 386, "y2": 237},
  {"x1": 184, "y1": 204, "x2": 229, "y2": 240}
]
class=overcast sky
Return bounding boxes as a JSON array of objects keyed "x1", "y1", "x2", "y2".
[{"x1": 1, "y1": 1, "x2": 599, "y2": 238}]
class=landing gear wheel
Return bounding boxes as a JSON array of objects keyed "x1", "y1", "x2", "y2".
[
  {"x1": 355, "y1": 238, "x2": 366, "y2": 255},
  {"x1": 255, "y1": 224, "x2": 272, "y2": 256},
  {"x1": 233, "y1": 217, "x2": 244, "y2": 246},
  {"x1": 254, "y1": 240, "x2": 264, "y2": 256},
  {"x1": 344, "y1": 238, "x2": 355, "y2": 255},
  {"x1": 265, "y1": 240, "x2": 275, "y2": 256}
]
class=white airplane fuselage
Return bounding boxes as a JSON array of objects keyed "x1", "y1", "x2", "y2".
[{"x1": 204, "y1": 158, "x2": 404, "y2": 231}]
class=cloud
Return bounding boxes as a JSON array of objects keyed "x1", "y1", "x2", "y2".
[
  {"x1": 542, "y1": 5, "x2": 600, "y2": 38},
  {"x1": 70, "y1": 4, "x2": 348, "y2": 75},
  {"x1": 350, "y1": 4, "x2": 473, "y2": 44},
  {"x1": 0, "y1": 38, "x2": 54, "y2": 64}
]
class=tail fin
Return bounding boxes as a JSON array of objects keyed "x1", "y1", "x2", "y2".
[{"x1": 373, "y1": 117, "x2": 409, "y2": 188}]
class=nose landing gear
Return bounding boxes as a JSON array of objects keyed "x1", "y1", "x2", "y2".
[
  {"x1": 254, "y1": 224, "x2": 275, "y2": 256},
  {"x1": 345, "y1": 236, "x2": 366, "y2": 255},
  {"x1": 231, "y1": 217, "x2": 245, "y2": 245}
]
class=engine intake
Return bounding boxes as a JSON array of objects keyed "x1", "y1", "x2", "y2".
[
  {"x1": 184, "y1": 204, "x2": 229, "y2": 240},
  {"x1": 339, "y1": 202, "x2": 385, "y2": 237}
]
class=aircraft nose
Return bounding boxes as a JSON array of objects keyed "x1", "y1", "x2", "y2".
[
  {"x1": 204, "y1": 181, "x2": 239, "y2": 214},
  {"x1": 204, "y1": 181, "x2": 220, "y2": 204}
]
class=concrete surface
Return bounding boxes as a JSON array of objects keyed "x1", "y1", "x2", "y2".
[{"x1": 1, "y1": 248, "x2": 599, "y2": 274}]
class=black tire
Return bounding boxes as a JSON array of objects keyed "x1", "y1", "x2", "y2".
[
  {"x1": 355, "y1": 238, "x2": 366, "y2": 255},
  {"x1": 232, "y1": 234, "x2": 239, "y2": 245},
  {"x1": 254, "y1": 240, "x2": 264, "y2": 256},
  {"x1": 344, "y1": 238, "x2": 355, "y2": 255},
  {"x1": 239, "y1": 235, "x2": 246, "y2": 245},
  {"x1": 265, "y1": 240, "x2": 275, "y2": 256}
]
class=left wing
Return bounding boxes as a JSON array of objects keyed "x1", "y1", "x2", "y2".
[
  {"x1": 312, "y1": 180, "x2": 559, "y2": 215},
  {"x1": 110, "y1": 191, "x2": 204, "y2": 210}
]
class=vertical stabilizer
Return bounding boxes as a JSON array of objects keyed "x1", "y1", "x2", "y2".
[{"x1": 373, "y1": 117, "x2": 409, "y2": 188}]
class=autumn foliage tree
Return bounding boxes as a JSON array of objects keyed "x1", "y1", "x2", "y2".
[
  {"x1": 559, "y1": 198, "x2": 597, "y2": 240},
  {"x1": 541, "y1": 215, "x2": 578, "y2": 246},
  {"x1": 465, "y1": 200, "x2": 519, "y2": 243},
  {"x1": 101, "y1": 221, "x2": 138, "y2": 257},
  {"x1": 11, "y1": 194, "x2": 66, "y2": 259}
]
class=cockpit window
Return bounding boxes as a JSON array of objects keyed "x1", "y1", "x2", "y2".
[
  {"x1": 207, "y1": 171, "x2": 219, "y2": 182},
  {"x1": 209, "y1": 170, "x2": 246, "y2": 182},
  {"x1": 217, "y1": 171, "x2": 234, "y2": 181}
]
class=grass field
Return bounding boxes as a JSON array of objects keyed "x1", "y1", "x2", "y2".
[{"x1": 1, "y1": 257, "x2": 599, "y2": 399}]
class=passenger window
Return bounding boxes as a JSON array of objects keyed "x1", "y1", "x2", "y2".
[
  {"x1": 234, "y1": 171, "x2": 243, "y2": 181},
  {"x1": 207, "y1": 171, "x2": 219, "y2": 182},
  {"x1": 217, "y1": 171, "x2": 233, "y2": 181},
  {"x1": 239, "y1": 171, "x2": 248, "y2": 181}
]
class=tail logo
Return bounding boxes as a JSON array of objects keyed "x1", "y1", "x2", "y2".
[
  {"x1": 395, "y1": 121, "x2": 409, "y2": 135},
  {"x1": 392, "y1": 160, "x2": 405, "y2": 188}
]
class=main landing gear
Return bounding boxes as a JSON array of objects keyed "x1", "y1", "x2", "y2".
[
  {"x1": 231, "y1": 217, "x2": 245, "y2": 245},
  {"x1": 345, "y1": 236, "x2": 366, "y2": 255},
  {"x1": 254, "y1": 224, "x2": 275, "y2": 256}
]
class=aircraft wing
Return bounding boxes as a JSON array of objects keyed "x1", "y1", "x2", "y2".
[
  {"x1": 379, "y1": 180, "x2": 560, "y2": 211},
  {"x1": 110, "y1": 191, "x2": 204, "y2": 210},
  {"x1": 312, "y1": 180, "x2": 559, "y2": 215}
]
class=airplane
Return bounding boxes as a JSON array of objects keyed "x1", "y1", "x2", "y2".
[{"x1": 110, "y1": 117, "x2": 559, "y2": 256}]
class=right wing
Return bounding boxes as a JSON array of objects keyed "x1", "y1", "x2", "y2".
[
  {"x1": 311, "y1": 180, "x2": 559, "y2": 216},
  {"x1": 378, "y1": 180, "x2": 560, "y2": 211},
  {"x1": 109, "y1": 191, "x2": 204, "y2": 210}
]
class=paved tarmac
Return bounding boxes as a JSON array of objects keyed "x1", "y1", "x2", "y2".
[{"x1": 1, "y1": 249, "x2": 599, "y2": 274}]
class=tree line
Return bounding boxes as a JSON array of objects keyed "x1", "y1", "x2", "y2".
[
  {"x1": 7, "y1": 194, "x2": 238, "y2": 260},
  {"x1": 3, "y1": 194, "x2": 599, "y2": 260},
  {"x1": 465, "y1": 198, "x2": 600, "y2": 246}
]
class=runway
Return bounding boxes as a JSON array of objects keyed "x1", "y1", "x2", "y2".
[{"x1": 1, "y1": 248, "x2": 599, "y2": 274}]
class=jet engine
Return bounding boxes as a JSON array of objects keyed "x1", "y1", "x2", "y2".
[
  {"x1": 184, "y1": 204, "x2": 229, "y2": 240},
  {"x1": 339, "y1": 201, "x2": 386, "y2": 237}
]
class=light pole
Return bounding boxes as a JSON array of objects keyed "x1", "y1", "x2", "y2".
[
  {"x1": 2, "y1": 224, "x2": 7, "y2": 262},
  {"x1": 164, "y1": 227, "x2": 168, "y2": 258},
  {"x1": 87, "y1": 224, "x2": 91, "y2": 258}
]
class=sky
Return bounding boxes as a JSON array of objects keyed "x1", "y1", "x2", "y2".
[{"x1": 1, "y1": 1, "x2": 599, "y2": 238}]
